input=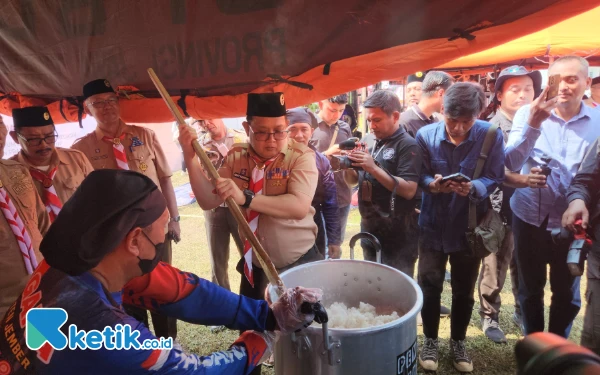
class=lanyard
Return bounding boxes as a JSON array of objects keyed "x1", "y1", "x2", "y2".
[{"x1": 371, "y1": 140, "x2": 388, "y2": 160}]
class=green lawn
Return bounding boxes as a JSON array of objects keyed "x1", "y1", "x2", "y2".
[{"x1": 168, "y1": 171, "x2": 586, "y2": 374}]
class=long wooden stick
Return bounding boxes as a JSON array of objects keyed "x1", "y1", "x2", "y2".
[{"x1": 147, "y1": 68, "x2": 285, "y2": 295}]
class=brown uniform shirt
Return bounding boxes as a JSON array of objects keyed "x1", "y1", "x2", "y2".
[
  {"x1": 0, "y1": 160, "x2": 50, "y2": 317},
  {"x1": 71, "y1": 123, "x2": 172, "y2": 188},
  {"x1": 199, "y1": 128, "x2": 247, "y2": 168},
  {"x1": 10, "y1": 148, "x2": 94, "y2": 205},
  {"x1": 220, "y1": 139, "x2": 318, "y2": 268}
]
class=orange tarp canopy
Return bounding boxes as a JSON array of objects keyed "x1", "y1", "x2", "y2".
[
  {"x1": 439, "y1": 5, "x2": 600, "y2": 72},
  {"x1": 1, "y1": 0, "x2": 599, "y2": 123}
]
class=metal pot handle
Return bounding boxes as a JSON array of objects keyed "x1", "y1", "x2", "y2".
[{"x1": 348, "y1": 232, "x2": 382, "y2": 264}]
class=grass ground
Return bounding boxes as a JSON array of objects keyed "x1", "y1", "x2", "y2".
[{"x1": 168, "y1": 171, "x2": 586, "y2": 375}]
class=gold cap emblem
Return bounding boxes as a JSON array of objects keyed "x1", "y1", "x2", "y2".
[
  {"x1": 104, "y1": 79, "x2": 111, "y2": 87},
  {"x1": 416, "y1": 71, "x2": 423, "y2": 78},
  {"x1": 43, "y1": 112, "x2": 50, "y2": 121},
  {"x1": 280, "y1": 94, "x2": 285, "y2": 106}
]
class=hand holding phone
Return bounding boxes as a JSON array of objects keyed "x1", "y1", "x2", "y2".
[
  {"x1": 441, "y1": 173, "x2": 472, "y2": 183},
  {"x1": 546, "y1": 74, "x2": 561, "y2": 100}
]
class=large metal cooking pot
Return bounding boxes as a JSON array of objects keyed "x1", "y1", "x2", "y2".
[{"x1": 274, "y1": 233, "x2": 423, "y2": 375}]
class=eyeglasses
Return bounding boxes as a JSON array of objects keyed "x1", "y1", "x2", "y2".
[
  {"x1": 250, "y1": 128, "x2": 289, "y2": 141},
  {"x1": 86, "y1": 98, "x2": 119, "y2": 109},
  {"x1": 17, "y1": 132, "x2": 58, "y2": 146}
]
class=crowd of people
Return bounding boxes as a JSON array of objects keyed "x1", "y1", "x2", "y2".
[{"x1": 0, "y1": 54, "x2": 599, "y2": 374}]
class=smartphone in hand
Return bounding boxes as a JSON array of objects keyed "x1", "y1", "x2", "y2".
[
  {"x1": 441, "y1": 173, "x2": 472, "y2": 183},
  {"x1": 546, "y1": 74, "x2": 561, "y2": 100}
]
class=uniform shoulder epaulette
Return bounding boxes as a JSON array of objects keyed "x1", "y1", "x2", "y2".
[
  {"x1": 230, "y1": 142, "x2": 249, "y2": 150},
  {"x1": 287, "y1": 139, "x2": 312, "y2": 155},
  {"x1": 71, "y1": 132, "x2": 93, "y2": 146}
]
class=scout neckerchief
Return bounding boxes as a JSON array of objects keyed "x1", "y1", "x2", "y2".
[
  {"x1": 29, "y1": 167, "x2": 62, "y2": 222},
  {"x1": 242, "y1": 155, "x2": 276, "y2": 287},
  {"x1": 102, "y1": 133, "x2": 129, "y2": 170},
  {"x1": 0, "y1": 180, "x2": 38, "y2": 274}
]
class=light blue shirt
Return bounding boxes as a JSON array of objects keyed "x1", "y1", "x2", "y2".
[{"x1": 505, "y1": 102, "x2": 600, "y2": 229}]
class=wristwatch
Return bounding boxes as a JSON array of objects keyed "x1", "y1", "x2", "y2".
[
  {"x1": 241, "y1": 189, "x2": 255, "y2": 208},
  {"x1": 170, "y1": 216, "x2": 181, "y2": 222}
]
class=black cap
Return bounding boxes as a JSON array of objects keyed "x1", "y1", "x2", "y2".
[
  {"x1": 41, "y1": 170, "x2": 167, "y2": 275},
  {"x1": 495, "y1": 66, "x2": 542, "y2": 104},
  {"x1": 83, "y1": 78, "x2": 115, "y2": 100},
  {"x1": 407, "y1": 72, "x2": 425, "y2": 84},
  {"x1": 12, "y1": 106, "x2": 54, "y2": 128},
  {"x1": 592, "y1": 76, "x2": 600, "y2": 86},
  {"x1": 247, "y1": 93, "x2": 286, "y2": 117},
  {"x1": 286, "y1": 107, "x2": 318, "y2": 129}
]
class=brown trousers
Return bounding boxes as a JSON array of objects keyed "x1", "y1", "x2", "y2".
[{"x1": 477, "y1": 226, "x2": 520, "y2": 320}]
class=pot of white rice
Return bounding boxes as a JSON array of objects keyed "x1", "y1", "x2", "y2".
[{"x1": 273, "y1": 258, "x2": 423, "y2": 375}]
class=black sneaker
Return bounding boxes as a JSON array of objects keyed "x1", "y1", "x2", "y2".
[
  {"x1": 481, "y1": 317, "x2": 507, "y2": 343},
  {"x1": 419, "y1": 337, "x2": 439, "y2": 371},
  {"x1": 513, "y1": 311, "x2": 525, "y2": 334},
  {"x1": 450, "y1": 339, "x2": 473, "y2": 373}
]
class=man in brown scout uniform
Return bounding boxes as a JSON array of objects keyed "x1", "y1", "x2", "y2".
[
  {"x1": 71, "y1": 78, "x2": 180, "y2": 339},
  {"x1": 180, "y1": 93, "x2": 322, "y2": 300},
  {"x1": 198, "y1": 119, "x2": 247, "y2": 292},
  {"x1": 0, "y1": 117, "x2": 50, "y2": 317},
  {"x1": 9, "y1": 107, "x2": 93, "y2": 221}
]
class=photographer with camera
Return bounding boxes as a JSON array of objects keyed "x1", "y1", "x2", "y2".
[
  {"x1": 505, "y1": 56, "x2": 600, "y2": 340},
  {"x1": 343, "y1": 90, "x2": 423, "y2": 277},
  {"x1": 562, "y1": 136, "x2": 600, "y2": 355}
]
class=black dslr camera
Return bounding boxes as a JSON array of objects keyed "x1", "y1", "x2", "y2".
[
  {"x1": 551, "y1": 220, "x2": 593, "y2": 276},
  {"x1": 516, "y1": 332, "x2": 600, "y2": 375},
  {"x1": 329, "y1": 138, "x2": 364, "y2": 171},
  {"x1": 539, "y1": 155, "x2": 553, "y2": 178}
]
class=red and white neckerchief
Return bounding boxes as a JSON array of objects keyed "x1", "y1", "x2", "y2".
[
  {"x1": 0, "y1": 182, "x2": 38, "y2": 274},
  {"x1": 102, "y1": 133, "x2": 129, "y2": 170},
  {"x1": 242, "y1": 156, "x2": 276, "y2": 287},
  {"x1": 28, "y1": 167, "x2": 62, "y2": 222}
]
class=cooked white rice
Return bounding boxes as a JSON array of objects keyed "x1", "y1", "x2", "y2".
[{"x1": 325, "y1": 302, "x2": 400, "y2": 329}]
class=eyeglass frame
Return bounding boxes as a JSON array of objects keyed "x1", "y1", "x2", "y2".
[
  {"x1": 86, "y1": 97, "x2": 119, "y2": 109},
  {"x1": 249, "y1": 127, "x2": 289, "y2": 141},
  {"x1": 17, "y1": 131, "x2": 59, "y2": 147}
]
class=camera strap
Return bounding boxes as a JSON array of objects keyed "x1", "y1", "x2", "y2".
[
  {"x1": 365, "y1": 139, "x2": 399, "y2": 218},
  {"x1": 468, "y1": 123, "x2": 499, "y2": 231}
]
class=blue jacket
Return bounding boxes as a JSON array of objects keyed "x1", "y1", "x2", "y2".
[
  {"x1": 416, "y1": 120, "x2": 505, "y2": 253},
  {"x1": 310, "y1": 144, "x2": 341, "y2": 246},
  {"x1": 0, "y1": 261, "x2": 271, "y2": 374}
]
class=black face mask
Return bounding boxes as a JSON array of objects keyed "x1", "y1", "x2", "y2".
[{"x1": 138, "y1": 231, "x2": 165, "y2": 275}]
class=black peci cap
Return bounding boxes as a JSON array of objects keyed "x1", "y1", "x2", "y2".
[
  {"x1": 247, "y1": 93, "x2": 287, "y2": 118},
  {"x1": 83, "y1": 78, "x2": 115, "y2": 101},
  {"x1": 12, "y1": 106, "x2": 54, "y2": 128}
]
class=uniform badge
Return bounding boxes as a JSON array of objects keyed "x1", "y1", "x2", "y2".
[
  {"x1": 233, "y1": 172, "x2": 250, "y2": 182},
  {"x1": 240, "y1": 169, "x2": 247, "y2": 176},
  {"x1": 130, "y1": 136, "x2": 145, "y2": 152},
  {"x1": 42, "y1": 178, "x2": 53, "y2": 188},
  {"x1": 383, "y1": 148, "x2": 395, "y2": 160},
  {"x1": 139, "y1": 162, "x2": 148, "y2": 172}
]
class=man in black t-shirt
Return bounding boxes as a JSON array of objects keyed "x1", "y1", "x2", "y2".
[{"x1": 344, "y1": 90, "x2": 423, "y2": 276}]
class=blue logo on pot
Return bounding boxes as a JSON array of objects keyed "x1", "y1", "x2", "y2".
[{"x1": 397, "y1": 339, "x2": 417, "y2": 375}]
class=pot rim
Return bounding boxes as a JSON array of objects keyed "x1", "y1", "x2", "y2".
[{"x1": 279, "y1": 259, "x2": 424, "y2": 335}]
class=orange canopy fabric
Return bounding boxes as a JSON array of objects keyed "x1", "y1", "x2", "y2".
[
  {"x1": 1, "y1": 0, "x2": 599, "y2": 123},
  {"x1": 439, "y1": 6, "x2": 600, "y2": 72}
]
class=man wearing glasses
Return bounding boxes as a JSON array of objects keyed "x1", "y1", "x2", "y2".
[
  {"x1": 0, "y1": 114, "x2": 50, "y2": 318},
  {"x1": 71, "y1": 79, "x2": 180, "y2": 341},
  {"x1": 179, "y1": 93, "x2": 321, "y2": 301},
  {"x1": 9, "y1": 107, "x2": 93, "y2": 220}
]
